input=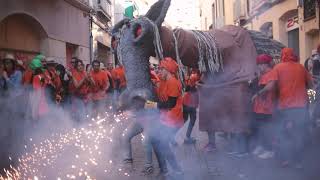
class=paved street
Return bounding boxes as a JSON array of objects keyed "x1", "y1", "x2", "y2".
[
  {"x1": 4, "y1": 104, "x2": 314, "y2": 180},
  {"x1": 1, "y1": 112, "x2": 320, "y2": 180},
  {"x1": 98, "y1": 117, "x2": 320, "y2": 180}
]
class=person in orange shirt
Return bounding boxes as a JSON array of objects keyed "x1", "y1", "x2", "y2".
[
  {"x1": 155, "y1": 59, "x2": 184, "y2": 130},
  {"x1": 44, "y1": 61, "x2": 63, "y2": 104},
  {"x1": 183, "y1": 72, "x2": 199, "y2": 144},
  {"x1": 257, "y1": 48, "x2": 313, "y2": 167},
  {"x1": 22, "y1": 67, "x2": 33, "y2": 86},
  {"x1": 113, "y1": 65, "x2": 127, "y2": 93},
  {"x1": 28, "y1": 58, "x2": 49, "y2": 121},
  {"x1": 67, "y1": 58, "x2": 78, "y2": 97},
  {"x1": 71, "y1": 60, "x2": 90, "y2": 122},
  {"x1": 144, "y1": 57, "x2": 183, "y2": 176},
  {"x1": 251, "y1": 54, "x2": 277, "y2": 159},
  {"x1": 88, "y1": 60, "x2": 109, "y2": 117},
  {"x1": 104, "y1": 67, "x2": 114, "y2": 93},
  {"x1": 102, "y1": 65, "x2": 115, "y2": 110}
]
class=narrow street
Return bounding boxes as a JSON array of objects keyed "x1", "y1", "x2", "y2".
[
  {"x1": 1, "y1": 0, "x2": 320, "y2": 179},
  {"x1": 113, "y1": 118, "x2": 320, "y2": 180},
  {"x1": 2, "y1": 114, "x2": 320, "y2": 180}
]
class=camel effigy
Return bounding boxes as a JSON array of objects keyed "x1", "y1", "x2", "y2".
[{"x1": 111, "y1": 0, "x2": 285, "y2": 134}]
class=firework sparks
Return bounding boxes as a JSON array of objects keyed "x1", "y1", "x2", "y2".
[
  {"x1": 308, "y1": 89, "x2": 317, "y2": 103},
  {"x1": 0, "y1": 111, "x2": 131, "y2": 180}
]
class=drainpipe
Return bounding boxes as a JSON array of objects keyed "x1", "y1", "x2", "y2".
[{"x1": 89, "y1": 14, "x2": 93, "y2": 64}]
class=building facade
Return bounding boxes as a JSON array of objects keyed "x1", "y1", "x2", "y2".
[
  {"x1": 0, "y1": 0, "x2": 92, "y2": 67},
  {"x1": 247, "y1": 0, "x2": 320, "y2": 62},
  {"x1": 199, "y1": 0, "x2": 236, "y2": 30},
  {"x1": 90, "y1": 0, "x2": 113, "y2": 66},
  {"x1": 199, "y1": 0, "x2": 320, "y2": 63}
]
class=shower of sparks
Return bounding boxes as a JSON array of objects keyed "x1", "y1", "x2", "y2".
[
  {"x1": 0, "y1": 110, "x2": 131, "y2": 180},
  {"x1": 308, "y1": 89, "x2": 317, "y2": 103}
]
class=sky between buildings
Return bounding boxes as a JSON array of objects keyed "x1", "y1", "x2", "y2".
[{"x1": 128, "y1": 0, "x2": 201, "y2": 30}]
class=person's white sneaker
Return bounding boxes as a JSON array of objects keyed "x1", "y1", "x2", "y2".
[
  {"x1": 252, "y1": 146, "x2": 264, "y2": 155},
  {"x1": 258, "y1": 151, "x2": 274, "y2": 159}
]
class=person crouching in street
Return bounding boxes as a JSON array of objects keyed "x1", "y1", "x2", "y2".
[{"x1": 251, "y1": 54, "x2": 276, "y2": 159}]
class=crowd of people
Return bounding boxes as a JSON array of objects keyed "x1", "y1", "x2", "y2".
[
  {"x1": 0, "y1": 54, "x2": 127, "y2": 122},
  {"x1": 0, "y1": 53, "x2": 127, "y2": 168},
  {"x1": 120, "y1": 46, "x2": 320, "y2": 177},
  {"x1": 0, "y1": 45, "x2": 320, "y2": 177}
]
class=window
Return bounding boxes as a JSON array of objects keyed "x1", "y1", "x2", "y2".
[{"x1": 303, "y1": 0, "x2": 316, "y2": 20}]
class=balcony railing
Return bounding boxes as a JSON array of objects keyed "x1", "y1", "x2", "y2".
[
  {"x1": 64, "y1": 0, "x2": 91, "y2": 12},
  {"x1": 304, "y1": 0, "x2": 316, "y2": 21}
]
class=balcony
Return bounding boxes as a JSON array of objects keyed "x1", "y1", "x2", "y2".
[
  {"x1": 304, "y1": 0, "x2": 316, "y2": 21},
  {"x1": 64, "y1": 0, "x2": 92, "y2": 12},
  {"x1": 96, "y1": 0, "x2": 112, "y2": 22}
]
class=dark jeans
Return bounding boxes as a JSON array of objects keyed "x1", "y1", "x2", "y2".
[
  {"x1": 122, "y1": 121, "x2": 143, "y2": 161},
  {"x1": 183, "y1": 105, "x2": 197, "y2": 138},
  {"x1": 88, "y1": 99, "x2": 105, "y2": 117},
  {"x1": 123, "y1": 110, "x2": 181, "y2": 173},
  {"x1": 229, "y1": 133, "x2": 249, "y2": 153},
  {"x1": 276, "y1": 108, "x2": 309, "y2": 164},
  {"x1": 251, "y1": 113, "x2": 274, "y2": 151},
  {"x1": 72, "y1": 97, "x2": 87, "y2": 122},
  {"x1": 151, "y1": 123, "x2": 181, "y2": 173}
]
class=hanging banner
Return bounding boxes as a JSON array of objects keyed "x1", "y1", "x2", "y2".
[{"x1": 123, "y1": 0, "x2": 137, "y2": 19}]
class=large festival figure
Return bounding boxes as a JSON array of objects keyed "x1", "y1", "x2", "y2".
[{"x1": 111, "y1": 0, "x2": 285, "y2": 153}]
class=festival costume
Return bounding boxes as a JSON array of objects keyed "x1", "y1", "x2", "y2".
[
  {"x1": 89, "y1": 70, "x2": 109, "y2": 116},
  {"x1": 143, "y1": 57, "x2": 182, "y2": 174},
  {"x1": 32, "y1": 74, "x2": 49, "y2": 118},
  {"x1": 71, "y1": 70, "x2": 90, "y2": 122},
  {"x1": 22, "y1": 69, "x2": 33, "y2": 85},
  {"x1": 252, "y1": 54, "x2": 277, "y2": 152},
  {"x1": 112, "y1": 66, "x2": 126, "y2": 93},
  {"x1": 273, "y1": 48, "x2": 312, "y2": 165},
  {"x1": 183, "y1": 73, "x2": 199, "y2": 141}
]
